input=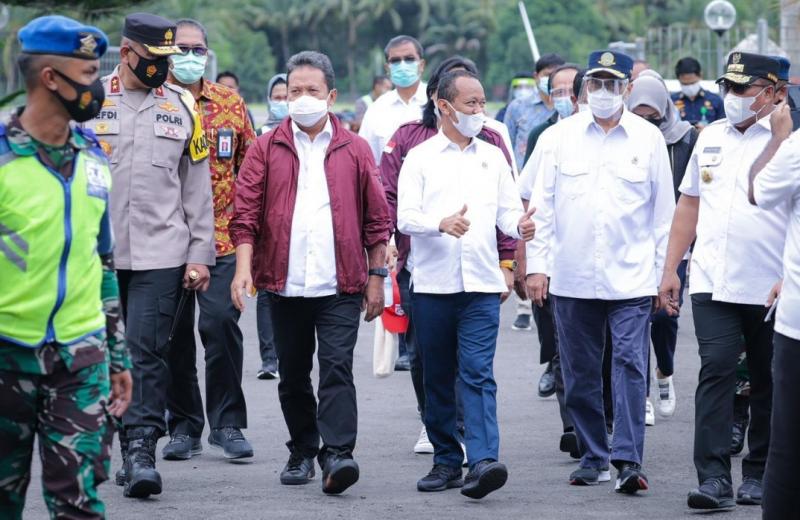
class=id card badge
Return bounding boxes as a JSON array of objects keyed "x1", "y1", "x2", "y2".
[{"x1": 217, "y1": 128, "x2": 233, "y2": 159}]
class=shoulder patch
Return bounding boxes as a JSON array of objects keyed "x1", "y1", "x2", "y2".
[{"x1": 178, "y1": 89, "x2": 209, "y2": 163}]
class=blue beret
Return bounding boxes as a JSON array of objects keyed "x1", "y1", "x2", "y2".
[
  {"x1": 586, "y1": 50, "x2": 633, "y2": 80},
  {"x1": 19, "y1": 15, "x2": 107, "y2": 60}
]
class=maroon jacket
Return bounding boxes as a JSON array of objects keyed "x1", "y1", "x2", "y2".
[
  {"x1": 380, "y1": 121, "x2": 518, "y2": 273},
  {"x1": 230, "y1": 114, "x2": 391, "y2": 294}
]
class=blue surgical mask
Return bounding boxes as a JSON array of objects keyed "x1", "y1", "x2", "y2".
[
  {"x1": 390, "y1": 61, "x2": 420, "y2": 88},
  {"x1": 170, "y1": 53, "x2": 207, "y2": 85},
  {"x1": 270, "y1": 101, "x2": 288, "y2": 120},
  {"x1": 538, "y1": 76, "x2": 550, "y2": 95},
  {"x1": 553, "y1": 96, "x2": 574, "y2": 119}
]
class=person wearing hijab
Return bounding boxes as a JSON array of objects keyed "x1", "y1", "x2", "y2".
[
  {"x1": 628, "y1": 69, "x2": 698, "y2": 425},
  {"x1": 258, "y1": 73, "x2": 288, "y2": 135}
]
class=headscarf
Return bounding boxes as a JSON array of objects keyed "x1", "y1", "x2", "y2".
[
  {"x1": 628, "y1": 69, "x2": 693, "y2": 145},
  {"x1": 264, "y1": 73, "x2": 287, "y2": 129}
]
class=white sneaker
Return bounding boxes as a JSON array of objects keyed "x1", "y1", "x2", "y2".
[
  {"x1": 656, "y1": 376, "x2": 676, "y2": 417},
  {"x1": 645, "y1": 399, "x2": 655, "y2": 426},
  {"x1": 413, "y1": 425, "x2": 434, "y2": 454}
]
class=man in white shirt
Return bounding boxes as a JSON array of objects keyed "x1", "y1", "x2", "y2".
[
  {"x1": 526, "y1": 50, "x2": 675, "y2": 493},
  {"x1": 359, "y1": 35, "x2": 427, "y2": 165},
  {"x1": 658, "y1": 52, "x2": 785, "y2": 511},
  {"x1": 748, "y1": 100, "x2": 800, "y2": 520},
  {"x1": 398, "y1": 70, "x2": 535, "y2": 500}
]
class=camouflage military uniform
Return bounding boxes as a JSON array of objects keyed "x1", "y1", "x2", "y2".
[{"x1": 0, "y1": 116, "x2": 130, "y2": 520}]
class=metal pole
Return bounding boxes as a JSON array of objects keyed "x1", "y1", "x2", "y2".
[
  {"x1": 717, "y1": 32, "x2": 725, "y2": 77},
  {"x1": 757, "y1": 17, "x2": 768, "y2": 54},
  {"x1": 518, "y1": 1, "x2": 540, "y2": 63}
]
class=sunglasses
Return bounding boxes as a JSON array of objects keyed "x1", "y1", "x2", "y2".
[
  {"x1": 388, "y1": 56, "x2": 418, "y2": 65},
  {"x1": 177, "y1": 45, "x2": 209, "y2": 57},
  {"x1": 721, "y1": 81, "x2": 771, "y2": 96}
]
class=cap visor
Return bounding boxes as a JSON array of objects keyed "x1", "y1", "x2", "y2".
[
  {"x1": 144, "y1": 43, "x2": 181, "y2": 56},
  {"x1": 716, "y1": 72, "x2": 754, "y2": 85},
  {"x1": 585, "y1": 67, "x2": 627, "y2": 79}
]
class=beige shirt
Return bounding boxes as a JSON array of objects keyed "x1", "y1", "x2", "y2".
[{"x1": 83, "y1": 67, "x2": 215, "y2": 270}]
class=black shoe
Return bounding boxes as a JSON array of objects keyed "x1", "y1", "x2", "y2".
[
  {"x1": 208, "y1": 427, "x2": 253, "y2": 459},
  {"x1": 417, "y1": 464, "x2": 463, "y2": 492},
  {"x1": 614, "y1": 462, "x2": 649, "y2": 494},
  {"x1": 123, "y1": 427, "x2": 162, "y2": 498},
  {"x1": 687, "y1": 477, "x2": 735, "y2": 510},
  {"x1": 736, "y1": 477, "x2": 762, "y2": 505},
  {"x1": 257, "y1": 362, "x2": 278, "y2": 380},
  {"x1": 730, "y1": 401, "x2": 749, "y2": 456},
  {"x1": 114, "y1": 429, "x2": 129, "y2": 486},
  {"x1": 538, "y1": 361, "x2": 556, "y2": 397},
  {"x1": 559, "y1": 431, "x2": 581, "y2": 459},
  {"x1": 512, "y1": 314, "x2": 531, "y2": 331},
  {"x1": 321, "y1": 453, "x2": 360, "y2": 495},
  {"x1": 461, "y1": 460, "x2": 508, "y2": 499},
  {"x1": 162, "y1": 434, "x2": 202, "y2": 461},
  {"x1": 394, "y1": 354, "x2": 411, "y2": 372},
  {"x1": 569, "y1": 466, "x2": 611, "y2": 486},
  {"x1": 280, "y1": 452, "x2": 315, "y2": 485}
]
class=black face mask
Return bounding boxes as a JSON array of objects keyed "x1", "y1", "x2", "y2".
[
  {"x1": 645, "y1": 115, "x2": 664, "y2": 127},
  {"x1": 51, "y1": 69, "x2": 105, "y2": 122},
  {"x1": 127, "y1": 48, "x2": 170, "y2": 89}
]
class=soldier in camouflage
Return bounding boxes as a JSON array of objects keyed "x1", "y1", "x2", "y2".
[{"x1": 0, "y1": 15, "x2": 132, "y2": 520}]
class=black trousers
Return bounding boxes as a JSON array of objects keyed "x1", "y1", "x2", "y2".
[
  {"x1": 691, "y1": 293, "x2": 773, "y2": 483},
  {"x1": 397, "y1": 268, "x2": 426, "y2": 416},
  {"x1": 166, "y1": 255, "x2": 247, "y2": 436},
  {"x1": 762, "y1": 332, "x2": 800, "y2": 519},
  {"x1": 256, "y1": 291, "x2": 277, "y2": 368},
  {"x1": 269, "y1": 292, "x2": 361, "y2": 460},
  {"x1": 118, "y1": 267, "x2": 184, "y2": 433}
]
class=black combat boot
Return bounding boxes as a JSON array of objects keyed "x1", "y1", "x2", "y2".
[
  {"x1": 123, "y1": 426, "x2": 163, "y2": 498},
  {"x1": 115, "y1": 428, "x2": 129, "y2": 486}
]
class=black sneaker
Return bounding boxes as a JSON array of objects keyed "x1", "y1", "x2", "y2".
[
  {"x1": 512, "y1": 314, "x2": 531, "y2": 331},
  {"x1": 461, "y1": 459, "x2": 508, "y2": 499},
  {"x1": 162, "y1": 434, "x2": 202, "y2": 461},
  {"x1": 614, "y1": 462, "x2": 649, "y2": 494},
  {"x1": 280, "y1": 452, "x2": 315, "y2": 485},
  {"x1": 417, "y1": 464, "x2": 463, "y2": 492},
  {"x1": 688, "y1": 477, "x2": 735, "y2": 510},
  {"x1": 208, "y1": 427, "x2": 253, "y2": 459},
  {"x1": 570, "y1": 466, "x2": 610, "y2": 486},
  {"x1": 559, "y1": 431, "x2": 581, "y2": 459},
  {"x1": 736, "y1": 477, "x2": 762, "y2": 505},
  {"x1": 730, "y1": 398, "x2": 749, "y2": 456},
  {"x1": 394, "y1": 354, "x2": 411, "y2": 371},
  {"x1": 538, "y1": 361, "x2": 556, "y2": 397},
  {"x1": 321, "y1": 452, "x2": 360, "y2": 495},
  {"x1": 257, "y1": 362, "x2": 278, "y2": 380}
]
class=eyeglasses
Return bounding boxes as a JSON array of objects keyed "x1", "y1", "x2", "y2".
[
  {"x1": 550, "y1": 88, "x2": 573, "y2": 98},
  {"x1": 388, "y1": 56, "x2": 418, "y2": 65},
  {"x1": 177, "y1": 45, "x2": 208, "y2": 57},
  {"x1": 585, "y1": 77, "x2": 628, "y2": 93}
]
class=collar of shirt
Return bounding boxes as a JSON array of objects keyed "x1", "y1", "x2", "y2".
[
  {"x1": 5, "y1": 112, "x2": 88, "y2": 157},
  {"x1": 723, "y1": 113, "x2": 772, "y2": 135},
  {"x1": 291, "y1": 117, "x2": 333, "y2": 145},
  {"x1": 384, "y1": 82, "x2": 427, "y2": 107},
  {"x1": 583, "y1": 108, "x2": 633, "y2": 138},
  {"x1": 430, "y1": 130, "x2": 479, "y2": 154}
]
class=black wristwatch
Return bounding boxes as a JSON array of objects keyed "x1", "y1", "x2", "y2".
[{"x1": 368, "y1": 267, "x2": 389, "y2": 277}]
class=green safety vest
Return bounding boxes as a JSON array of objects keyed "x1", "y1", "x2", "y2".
[{"x1": 0, "y1": 126, "x2": 110, "y2": 347}]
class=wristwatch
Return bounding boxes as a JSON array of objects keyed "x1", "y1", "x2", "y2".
[
  {"x1": 499, "y1": 260, "x2": 517, "y2": 271},
  {"x1": 368, "y1": 267, "x2": 389, "y2": 277}
]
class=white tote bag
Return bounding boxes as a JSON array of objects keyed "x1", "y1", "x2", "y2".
[{"x1": 372, "y1": 318, "x2": 399, "y2": 378}]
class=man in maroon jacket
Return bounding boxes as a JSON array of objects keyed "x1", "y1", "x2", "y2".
[{"x1": 229, "y1": 51, "x2": 391, "y2": 496}]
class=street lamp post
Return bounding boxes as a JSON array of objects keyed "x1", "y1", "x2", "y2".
[{"x1": 704, "y1": 0, "x2": 737, "y2": 77}]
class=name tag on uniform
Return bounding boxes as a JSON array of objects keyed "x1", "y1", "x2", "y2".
[
  {"x1": 154, "y1": 124, "x2": 187, "y2": 141},
  {"x1": 217, "y1": 128, "x2": 233, "y2": 159},
  {"x1": 85, "y1": 159, "x2": 108, "y2": 199}
]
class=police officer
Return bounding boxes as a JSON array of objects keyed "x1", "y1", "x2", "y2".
[
  {"x1": 0, "y1": 15, "x2": 131, "y2": 519},
  {"x1": 659, "y1": 52, "x2": 786, "y2": 511},
  {"x1": 82, "y1": 13, "x2": 215, "y2": 499},
  {"x1": 671, "y1": 57, "x2": 725, "y2": 128}
]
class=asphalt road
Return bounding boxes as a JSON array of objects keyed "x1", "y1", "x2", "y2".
[{"x1": 26, "y1": 298, "x2": 761, "y2": 519}]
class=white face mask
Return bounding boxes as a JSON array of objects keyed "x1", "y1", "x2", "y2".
[
  {"x1": 288, "y1": 95, "x2": 329, "y2": 127},
  {"x1": 587, "y1": 89, "x2": 623, "y2": 119},
  {"x1": 724, "y1": 88, "x2": 768, "y2": 126},
  {"x1": 445, "y1": 101, "x2": 484, "y2": 138},
  {"x1": 680, "y1": 82, "x2": 702, "y2": 98}
]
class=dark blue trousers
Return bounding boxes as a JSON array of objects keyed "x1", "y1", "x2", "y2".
[
  {"x1": 552, "y1": 295, "x2": 651, "y2": 469},
  {"x1": 413, "y1": 292, "x2": 501, "y2": 469}
]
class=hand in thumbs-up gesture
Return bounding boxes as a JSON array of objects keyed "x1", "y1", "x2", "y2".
[
  {"x1": 518, "y1": 206, "x2": 536, "y2": 242},
  {"x1": 439, "y1": 204, "x2": 471, "y2": 238}
]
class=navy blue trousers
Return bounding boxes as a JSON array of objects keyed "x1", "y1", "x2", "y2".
[
  {"x1": 413, "y1": 292, "x2": 501, "y2": 469},
  {"x1": 552, "y1": 295, "x2": 651, "y2": 469}
]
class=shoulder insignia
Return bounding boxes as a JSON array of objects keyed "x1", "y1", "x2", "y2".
[
  {"x1": 178, "y1": 89, "x2": 209, "y2": 163},
  {"x1": 153, "y1": 86, "x2": 166, "y2": 98}
]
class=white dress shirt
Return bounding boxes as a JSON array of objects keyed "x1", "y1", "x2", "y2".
[
  {"x1": 397, "y1": 132, "x2": 524, "y2": 294},
  {"x1": 525, "y1": 110, "x2": 675, "y2": 300},
  {"x1": 281, "y1": 119, "x2": 337, "y2": 297},
  {"x1": 753, "y1": 130, "x2": 800, "y2": 340},
  {"x1": 359, "y1": 82, "x2": 428, "y2": 165},
  {"x1": 680, "y1": 117, "x2": 787, "y2": 305}
]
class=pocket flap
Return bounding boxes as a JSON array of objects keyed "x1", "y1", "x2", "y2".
[
  {"x1": 91, "y1": 120, "x2": 120, "y2": 135},
  {"x1": 616, "y1": 166, "x2": 648, "y2": 183},
  {"x1": 699, "y1": 153, "x2": 723, "y2": 167},
  {"x1": 560, "y1": 161, "x2": 589, "y2": 176},
  {"x1": 154, "y1": 123, "x2": 187, "y2": 141}
]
